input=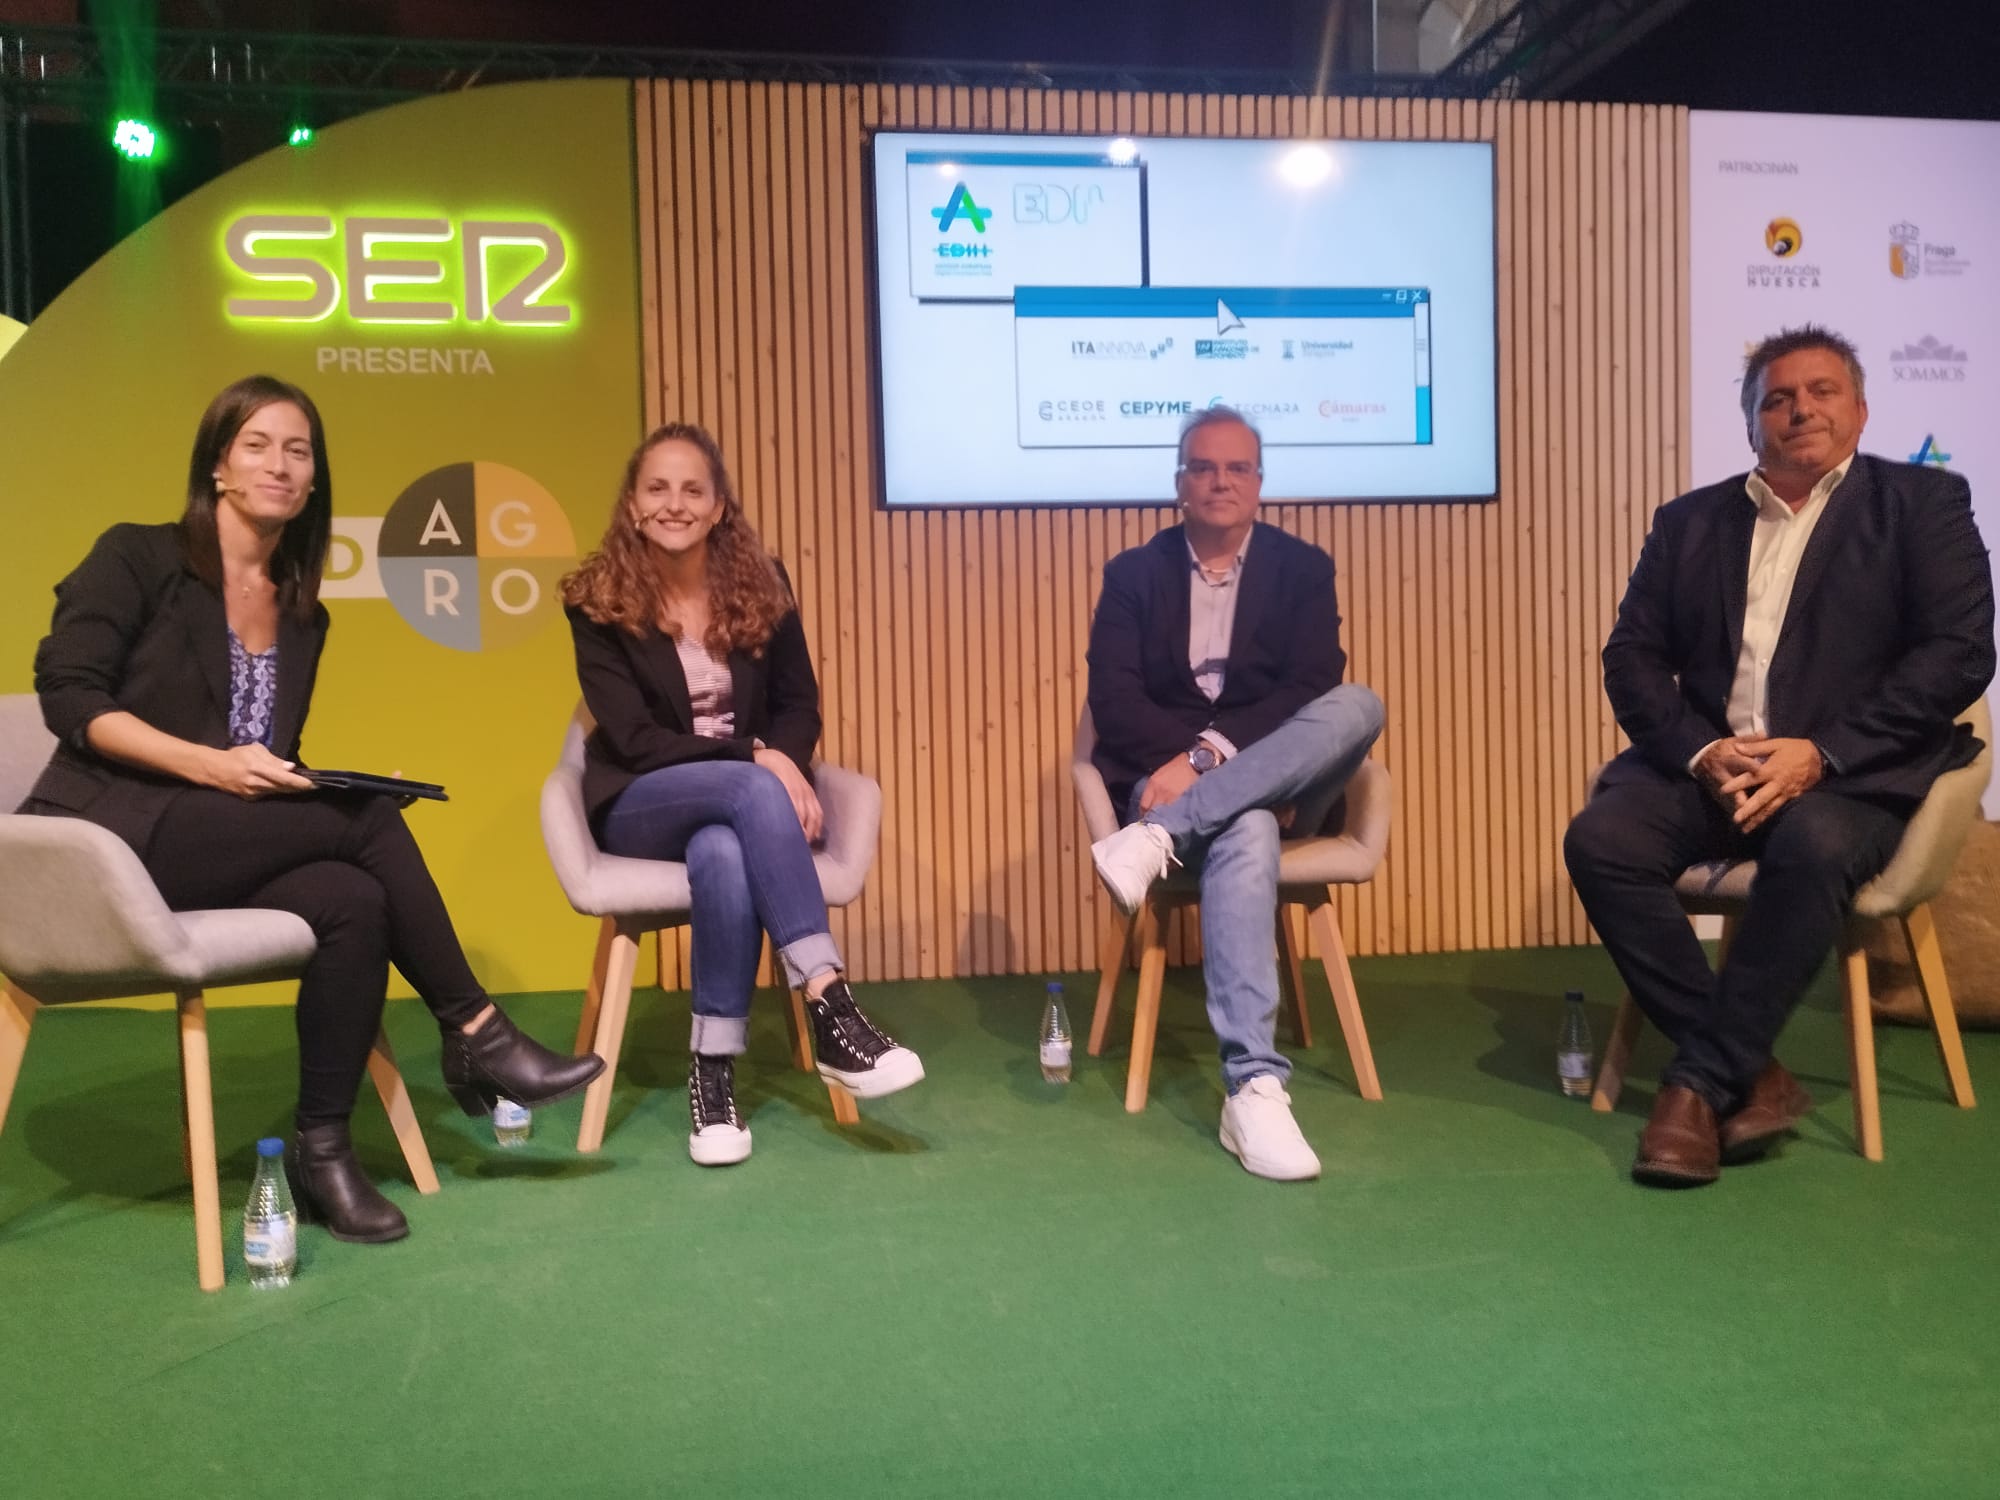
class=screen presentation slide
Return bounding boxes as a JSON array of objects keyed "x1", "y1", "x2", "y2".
[
  {"x1": 1013, "y1": 286, "x2": 1431, "y2": 448},
  {"x1": 872, "y1": 131, "x2": 1495, "y2": 506}
]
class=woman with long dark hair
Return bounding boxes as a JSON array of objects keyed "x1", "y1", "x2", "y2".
[
  {"x1": 563, "y1": 423, "x2": 922, "y2": 1166},
  {"x1": 19, "y1": 374, "x2": 604, "y2": 1243}
]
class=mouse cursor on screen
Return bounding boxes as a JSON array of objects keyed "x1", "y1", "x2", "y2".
[{"x1": 1215, "y1": 298, "x2": 1244, "y2": 335}]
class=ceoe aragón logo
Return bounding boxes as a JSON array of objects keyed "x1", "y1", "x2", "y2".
[{"x1": 323, "y1": 462, "x2": 577, "y2": 651}]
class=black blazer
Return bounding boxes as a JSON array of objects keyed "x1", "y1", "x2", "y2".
[
  {"x1": 1600, "y1": 453, "x2": 1995, "y2": 809},
  {"x1": 19, "y1": 522, "x2": 328, "y2": 853},
  {"x1": 1086, "y1": 521, "x2": 1346, "y2": 810},
  {"x1": 566, "y1": 566, "x2": 822, "y2": 829}
]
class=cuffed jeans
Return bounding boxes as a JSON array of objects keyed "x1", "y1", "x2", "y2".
[
  {"x1": 600, "y1": 761, "x2": 842, "y2": 1056},
  {"x1": 1124, "y1": 685, "x2": 1385, "y2": 1091}
]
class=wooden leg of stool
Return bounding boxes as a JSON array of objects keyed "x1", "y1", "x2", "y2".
[
  {"x1": 1904, "y1": 904, "x2": 1975, "y2": 1108},
  {"x1": 1591, "y1": 993, "x2": 1643, "y2": 1113},
  {"x1": 787, "y1": 988, "x2": 815, "y2": 1073},
  {"x1": 1125, "y1": 901, "x2": 1168, "y2": 1113},
  {"x1": 368, "y1": 1030, "x2": 440, "y2": 1195},
  {"x1": 1088, "y1": 908, "x2": 1129, "y2": 1057},
  {"x1": 176, "y1": 991, "x2": 225, "y2": 1292},
  {"x1": 1307, "y1": 896, "x2": 1380, "y2": 1101},
  {"x1": 1277, "y1": 907, "x2": 1312, "y2": 1049},
  {"x1": 826, "y1": 1083, "x2": 860, "y2": 1125},
  {"x1": 576, "y1": 924, "x2": 640, "y2": 1154},
  {"x1": 1841, "y1": 941, "x2": 1883, "y2": 1162},
  {"x1": 572, "y1": 917, "x2": 616, "y2": 1056},
  {"x1": 0, "y1": 981, "x2": 41, "y2": 1140}
]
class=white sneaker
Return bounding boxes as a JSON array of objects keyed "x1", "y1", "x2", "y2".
[
  {"x1": 688, "y1": 1055, "x2": 752, "y2": 1166},
  {"x1": 1219, "y1": 1075, "x2": 1321, "y2": 1181},
  {"x1": 1090, "y1": 820, "x2": 1179, "y2": 915}
]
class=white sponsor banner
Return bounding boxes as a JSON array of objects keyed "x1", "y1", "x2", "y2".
[{"x1": 1688, "y1": 110, "x2": 2000, "y2": 813}]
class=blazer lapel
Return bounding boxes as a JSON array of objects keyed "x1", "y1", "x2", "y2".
[
  {"x1": 1154, "y1": 527, "x2": 1198, "y2": 697},
  {"x1": 642, "y1": 628, "x2": 695, "y2": 730},
  {"x1": 270, "y1": 610, "x2": 316, "y2": 754},
  {"x1": 729, "y1": 653, "x2": 761, "y2": 740},
  {"x1": 1717, "y1": 490, "x2": 1756, "y2": 666},
  {"x1": 1774, "y1": 458, "x2": 1866, "y2": 652},
  {"x1": 179, "y1": 578, "x2": 232, "y2": 726}
]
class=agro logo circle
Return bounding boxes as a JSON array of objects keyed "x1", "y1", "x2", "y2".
[{"x1": 378, "y1": 462, "x2": 577, "y2": 651}]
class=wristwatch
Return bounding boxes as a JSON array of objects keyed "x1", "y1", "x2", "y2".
[{"x1": 1188, "y1": 743, "x2": 1221, "y2": 774}]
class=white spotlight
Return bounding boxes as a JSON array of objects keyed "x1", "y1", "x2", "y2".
[
  {"x1": 1107, "y1": 137, "x2": 1139, "y2": 165},
  {"x1": 1278, "y1": 144, "x2": 1335, "y2": 187}
]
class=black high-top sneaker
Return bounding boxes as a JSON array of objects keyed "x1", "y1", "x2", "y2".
[
  {"x1": 804, "y1": 979, "x2": 925, "y2": 1099},
  {"x1": 688, "y1": 1054, "x2": 752, "y2": 1166}
]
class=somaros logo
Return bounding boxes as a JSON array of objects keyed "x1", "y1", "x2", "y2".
[
  {"x1": 1765, "y1": 218, "x2": 1802, "y2": 257},
  {"x1": 1890, "y1": 336, "x2": 1969, "y2": 383}
]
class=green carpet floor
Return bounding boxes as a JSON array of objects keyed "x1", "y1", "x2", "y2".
[{"x1": 4, "y1": 947, "x2": 1999, "y2": 1498}]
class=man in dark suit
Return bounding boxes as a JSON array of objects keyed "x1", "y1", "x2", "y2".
[
  {"x1": 1566, "y1": 325, "x2": 1994, "y2": 1187},
  {"x1": 1086, "y1": 406, "x2": 1383, "y2": 1180}
]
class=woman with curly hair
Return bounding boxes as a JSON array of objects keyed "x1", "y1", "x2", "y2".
[{"x1": 562, "y1": 423, "x2": 923, "y2": 1165}]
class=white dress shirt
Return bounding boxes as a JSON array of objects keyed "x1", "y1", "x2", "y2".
[{"x1": 1689, "y1": 453, "x2": 1852, "y2": 773}]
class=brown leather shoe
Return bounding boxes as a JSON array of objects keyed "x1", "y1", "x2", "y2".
[
  {"x1": 1719, "y1": 1061, "x2": 1814, "y2": 1165},
  {"x1": 1632, "y1": 1085, "x2": 1721, "y2": 1187}
]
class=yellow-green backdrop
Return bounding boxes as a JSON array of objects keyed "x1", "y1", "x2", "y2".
[{"x1": 0, "y1": 80, "x2": 643, "y2": 1001}]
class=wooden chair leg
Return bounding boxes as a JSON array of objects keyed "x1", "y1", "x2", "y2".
[
  {"x1": 0, "y1": 981, "x2": 40, "y2": 1140},
  {"x1": 826, "y1": 1083, "x2": 861, "y2": 1125},
  {"x1": 1125, "y1": 901, "x2": 1169, "y2": 1113},
  {"x1": 175, "y1": 991, "x2": 225, "y2": 1293},
  {"x1": 1903, "y1": 904, "x2": 1975, "y2": 1108},
  {"x1": 785, "y1": 987, "x2": 815, "y2": 1073},
  {"x1": 1088, "y1": 908, "x2": 1130, "y2": 1058},
  {"x1": 1716, "y1": 913, "x2": 1740, "y2": 969},
  {"x1": 1841, "y1": 940, "x2": 1884, "y2": 1162},
  {"x1": 571, "y1": 916, "x2": 616, "y2": 1056},
  {"x1": 1306, "y1": 895, "x2": 1381, "y2": 1101},
  {"x1": 1277, "y1": 907, "x2": 1312, "y2": 1049},
  {"x1": 575, "y1": 923, "x2": 641, "y2": 1153},
  {"x1": 367, "y1": 1030, "x2": 440, "y2": 1194},
  {"x1": 1590, "y1": 993, "x2": 1643, "y2": 1113}
]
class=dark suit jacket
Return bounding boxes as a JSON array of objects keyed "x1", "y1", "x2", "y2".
[
  {"x1": 19, "y1": 521, "x2": 328, "y2": 853},
  {"x1": 1086, "y1": 521, "x2": 1346, "y2": 810},
  {"x1": 566, "y1": 566, "x2": 822, "y2": 829},
  {"x1": 1600, "y1": 453, "x2": 1995, "y2": 809}
]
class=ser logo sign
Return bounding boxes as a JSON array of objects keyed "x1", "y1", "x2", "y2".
[{"x1": 222, "y1": 213, "x2": 571, "y2": 326}]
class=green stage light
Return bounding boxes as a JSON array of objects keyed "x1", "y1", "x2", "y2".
[
  {"x1": 111, "y1": 118, "x2": 157, "y2": 160},
  {"x1": 288, "y1": 125, "x2": 315, "y2": 148}
]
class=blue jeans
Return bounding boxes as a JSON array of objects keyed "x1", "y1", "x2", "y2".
[
  {"x1": 600, "y1": 760, "x2": 842, "y2": 1056},
  {"x1": 1125, "y1": 685, "x2": 1385, "y2": 1091}
]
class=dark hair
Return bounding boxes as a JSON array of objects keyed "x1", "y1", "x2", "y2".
[
  {"x1": 1176, "y1": 404, "x2": 1263, "y2": 470},
  {"x1": 560, "y1": 422, "x2": 793, "y2": 653},
  {"x1": 178, "y1": 374, "x2": 332, "y2": 623},
  {"x1": 1740, "y1": 325, "x2": 1867, "y2": 423}
]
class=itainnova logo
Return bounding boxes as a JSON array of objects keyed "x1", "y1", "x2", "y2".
[
  {"x1": 932, "y1": 183, "x2": 991, "y2": 233},
  {"x1": 1764, "y1": 217, "x2": 1802, "y2": 258}
]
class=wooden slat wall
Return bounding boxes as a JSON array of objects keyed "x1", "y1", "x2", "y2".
[{"x1": 635, "y1": 82, "x2": 1691, "y2": 984}]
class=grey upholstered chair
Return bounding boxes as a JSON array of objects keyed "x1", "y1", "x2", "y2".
[
  {"x1": 1588, "y1": 698, "x2": 1992, "y2": 1161},
  {"x1": 0, "y1": 694, "x2": 439, "y2": 1291},
  {"x1": 539, "y1": 704, "x2": 884, "y2": 1150},
  {"x1": 1071, "y1": 705, "x2": 1394, "y2": 1112}
]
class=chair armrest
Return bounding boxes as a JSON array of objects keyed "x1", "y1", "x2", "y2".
[
  {"x1": 1070, "y1": 759, "x2": 1122, "y2": 844},
  {"x1": 1855, "y1": 737, "x2": 1994, "y2": 916},
  {"x1": 813, "y1": 764, "x2": 882, "y2": 910},
  {"x1": 0, "y1": 815, "x2": 196, "y2": 989}
]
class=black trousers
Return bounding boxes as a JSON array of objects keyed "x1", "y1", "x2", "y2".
[
  {"x1": 144, "y1": 790, "x2": 488, "y2": 1128},
  {"x1": 1563, "y1": 776, "x2": 1908, "y2": 1113}
]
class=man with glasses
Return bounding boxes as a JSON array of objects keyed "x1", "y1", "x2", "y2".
[{"x1": 1085, "y1": 406, "x2": 1385, "y2": 1180}]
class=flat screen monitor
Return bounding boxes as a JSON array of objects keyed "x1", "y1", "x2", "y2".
[{"x1": 870, "y1": 130, "x2": 1497, "y2": 507}]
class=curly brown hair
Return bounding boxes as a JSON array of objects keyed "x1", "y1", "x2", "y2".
[{"x1": 561, "y1": 423, "x2": 793, "y2": 655}]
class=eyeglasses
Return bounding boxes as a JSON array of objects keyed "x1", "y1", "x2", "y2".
[{"x1": 1178, "y1": 460, "x2": 1260, "y2": 482}]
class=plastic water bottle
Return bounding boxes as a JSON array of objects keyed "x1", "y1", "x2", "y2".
[
  {"x1": 243, "y1": 1137, "x2": 298, "y2": 1289},
  {"x1": 1039, "y1": 982, "x2": 1073, "y2": 1084},
  {"x1": 492, "y1": 1097, "x2": 532, "y2": 1147},
  {"x1": 1558, "y1": 989, "x2": 1594, "y2": 1099}
]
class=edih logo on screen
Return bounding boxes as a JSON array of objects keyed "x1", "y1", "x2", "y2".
[{"x1": 931, "y1": 184, "x2": 991, "y2": 233}]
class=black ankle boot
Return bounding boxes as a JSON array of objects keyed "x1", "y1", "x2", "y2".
[
  {"x1": 285, "y1": 1122, "x2": 409, "y2": 1244},
  {"x1": 440, "y1": 1007, "x2": 605, "y2": 1118}
]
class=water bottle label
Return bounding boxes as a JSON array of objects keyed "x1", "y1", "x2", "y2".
[
  {"x1": 1558, "y1": 1050, "x2": 1592, "y2": 1080},
  {"x1": 1040, "y1": 1040, "x2": 1072, "y2": 1069},
  {"x1": 493, "y1": 1099, "x2": 532, "y2": 1129},
  {"x1": 244, "y1": 1215, "x2": 296, "y2": 1268}
]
